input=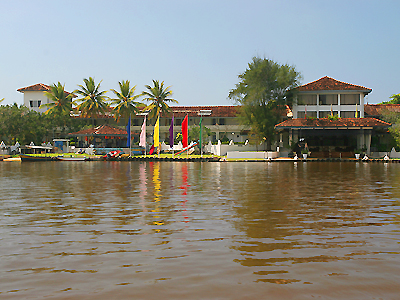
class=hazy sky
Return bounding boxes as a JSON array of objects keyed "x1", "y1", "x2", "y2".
[{"x1": 1, "y1": 0, "x2": 399, "y2": 106}]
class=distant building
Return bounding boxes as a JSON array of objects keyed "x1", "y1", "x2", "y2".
[
  {"x1": 292, "y1": 76, "x2": 371, "y2": 119},
  {"x1": 17, "y1": 83, "x2": 74, "y2": 113},
  {"x1": 275, "y1": 76, "x2": 392, "y2": 156}
]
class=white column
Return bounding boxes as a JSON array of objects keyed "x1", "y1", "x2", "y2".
[
  {"x1": 360, "y1": 94, "x2": 364, "y2": 118},
  {"x1": 366, "y1": 130, "x2": 372, "y2": 154}
]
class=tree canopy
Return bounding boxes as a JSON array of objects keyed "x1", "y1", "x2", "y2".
[
  {"x1": 142, "y1": 80, "x2": 178, "y2": 121},
  {"x1": 228, "y1": 57, "x2": 302, "y2": 145},
  {"x1": 42, "y1": 82, "x2": 74, "y2": 117},
  {"x1": 380, "y1": 93, "x2": 400, "y2": 104},
  {"x1": 110, "y1": 80, "x2": 143, "y2": 124},
  {"x1": 75, "y1": 77, "x2": 109, "y2": 118}
]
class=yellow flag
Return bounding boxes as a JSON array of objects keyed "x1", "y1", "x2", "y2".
[
  {"x1": 355, "y1": 103, "x2": 358, "y2": 118},
  {"x1": 154, "y1": 116, "x2": 160, "y2": 146}
]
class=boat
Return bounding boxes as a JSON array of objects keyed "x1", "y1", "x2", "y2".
[
  {"x1": 56, "y1": 156, "x2": 87, "y2": 161},
  {"x1": 3, "y1": 157, "x2": 21, "y2": 162},
  {"x1": 103, "y1": 150, "x2": 122, "y2": 160},
  {"x1": 19, "y1": 154, "x2": 54, "y2": 161}
]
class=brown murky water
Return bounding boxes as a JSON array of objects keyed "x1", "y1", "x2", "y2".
[{"x1": 1, "y1": 161, "x2": 400, "y2": 299}]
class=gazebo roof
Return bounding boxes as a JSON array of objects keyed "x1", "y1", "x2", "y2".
[{"x1": 68, "y1": 125, "x2": 134, "y2": 137}]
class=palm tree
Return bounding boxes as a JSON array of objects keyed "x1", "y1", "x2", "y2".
[
  {"x1": 41, "y1": 82, "x2": 73, "y2": 116},
  {"x1": 110, "y1": 80, "x2": 143, "y2": 123},
  {"x1": 142, "y1": 80, "x2": 178, "y2": 121},
  {"x1": 74, "y1": 77, "x2": 109, "y2": 119}
]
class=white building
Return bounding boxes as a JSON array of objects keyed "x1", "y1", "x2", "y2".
[
  {"x1": 292, "y1": 76, "x2": 371, "y2": 119},
  {"x1": 17, "y1": 83, "x2": 74, "y2": 113}
]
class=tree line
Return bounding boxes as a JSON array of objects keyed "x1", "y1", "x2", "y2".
[{"x1": 0, "y1": 79, "x2": 178, "y2": 146}]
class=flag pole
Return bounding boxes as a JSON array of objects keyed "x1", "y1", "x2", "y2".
[
  {"x1": 171, "y1": 114, "x2": 174, "y2": 157},
  {"x1": 187, "y1": 114, "x2": 189, "y2": 159},
  {"x1": 200, "y1": 115, "x2": 203, "y2": 157},
  {"x1": 144, "y1": 116, "x2": 147, "y2": 157},
  {"x1": 129, "y1": 113, "x2": 132, "y2": 157}
]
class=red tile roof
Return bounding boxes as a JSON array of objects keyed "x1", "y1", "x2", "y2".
[
  {"x1": 364, "y1": 104, "x2": 400, "y2": 116},
  {"x1": 17, "y1": 83, "x2": 75, "y2": 96},
  {"x1": 68, "y1": 125, "x2": 135, "y2": 136},
  {"x1": 161, "y1": 106, "x2": 240, "y2": 118},
  {"x1": 296, "y1": 76, "x2": 372, "y2": 94},
  {"x1": 275, "y1": 117, "x2": 390, "y2": 129},
  {"x1": 17, "y1": 83, "x2": 51, "y2": 92}
]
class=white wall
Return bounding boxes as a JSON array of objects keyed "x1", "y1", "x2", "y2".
[
  {"x1": 293, "y1": 92, "x2": 364, "y2": 119},
  {"x1": 204, "y1": 141, "x2": 268, "y2": 156},
  {"x1": 227, "y1": 151, "x2": 279, "y2": 159},
  {"x1": 23, "y1": 91, "x2": 50, "y2": 113}
]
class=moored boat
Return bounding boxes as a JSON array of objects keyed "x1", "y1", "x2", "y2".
[
  {"x1": 19, "y1": 154, "x2": 54, "y2": 161},
  {"x1": 56, "y1": 156, "x2": 87, "y2": 161}
]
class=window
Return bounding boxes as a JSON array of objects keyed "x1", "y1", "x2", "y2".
[
  {"x1": 341, "y1": 94, "x2": 360, "y2": 105},
  {"x1": 29, "y1": 100, "x2": 41, "y2": 107},
  {"x1": 341, "y1": 111, "x2": 359, "y2": 118},
  {"x1": 297, "y1": 111, "x2": 317, "y2": 118},
  {"x1": 297, "y1": 94, "x2": 317, "y2": 105},
  {"x1": 219, "y1": 118, "x2": 225, "y2": 125},
  {"x1": 319, "y1": 111, "x2": 338, "y2": 118},
  {"x1": 319, "y1": 94, "x2": 338, "y2": 105}
]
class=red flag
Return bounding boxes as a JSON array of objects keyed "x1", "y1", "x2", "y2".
[
  {"x1": 149, "y1": 144, "x2": 155, "y2": 155},
  {"x1": 182, "y1": 114, "x2": 188, "y2": 148}
]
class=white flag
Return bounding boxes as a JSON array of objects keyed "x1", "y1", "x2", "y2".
[{"x1": 139, "y1": 117, "x2": 146, "y2": 147}]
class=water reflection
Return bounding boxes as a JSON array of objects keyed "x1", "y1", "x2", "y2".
[{"x1": 1, "y1": 162, "x2": 400, "y2": 299}]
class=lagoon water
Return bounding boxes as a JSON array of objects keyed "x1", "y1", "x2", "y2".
[{"x1": 1, "y1": 161, "x2": 400, "y2": 299}]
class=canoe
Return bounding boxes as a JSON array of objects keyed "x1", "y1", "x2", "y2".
[
  {"x1": 19, "y1": 154, "x2": 54, "y2": 161},
  {"x1": 57, "y1": 156, "x2": 87, "y2": 161},
  {"x1": 3, "y1": 157, "x2": 21, "y2": 162}
]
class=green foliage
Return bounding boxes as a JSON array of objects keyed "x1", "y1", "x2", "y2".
[
  {"x1": 380, "y1": 93, "x2": 400, "y2": 104},
  {"x1": 42, "y1": 82, "x2": 73, "y2": 117},
  {"x1": 175, "y1": 132, "x2": 182, "y2": 142},
  {"x1": 142, "y1": 80, "x2": 178, "y2": 122},
  {"x1": 301, "y1": 148, "x2": 309, "y2": 154},
  {"x1": 110, "y1": 80, "x2": 143, "y2": 124},
  {"x1": 0, "y1": 103, "x2": 50, "y2": 145},
  {"x1": 327, "y1": 114, "x2": 340, "y2": 120},
  {"x1": 188, "y1": 125, "x2": 213, "y2": 143},
  {"x1": 0, "y1": 103, "x2": 90, "y2": 146},
  {"x1": 75, "y1": 77, "x2": 109, "y2": 118},
  {"x1": 228, "y1": 57, "x2": 301, "y2": 144},
  {"x1": 221, "y1": 136, "x2": 229, "y2": 143},
  {"x1": 381, "y1": 109, "x2": 400, "y2": 148}
]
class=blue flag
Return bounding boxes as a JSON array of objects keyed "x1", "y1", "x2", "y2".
[{"x1": 126, "y1": 116, "x2": 131, "y2": 147}]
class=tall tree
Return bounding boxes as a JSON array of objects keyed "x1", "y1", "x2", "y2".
[
  {"x1": 74, "y1": 77, "x2": 109, "y2": 119},
  {"x1": 228, "y1": 57, "x2": 301, "y2": 145},
  {"x1": 110, "y1": 80, "x2": 143, "y2": 123},
  {"x1": 41, "y1": 82, "x2": 74, "y2": 116},
  {"x1": 142, "y1": 80, "x2": 178, "y2": 121},
  {"x1": 380, "y1": 93, "x2": 400, "y2": 104}
]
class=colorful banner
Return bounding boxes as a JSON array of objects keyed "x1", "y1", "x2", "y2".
[
  {"x1": 126, "y1": 115, "x2": 131, "y2": 147},
  {"x1": 169, "y1": 115, "x2": 174, "y2": 148},
  {"x1": 154, "y1": 116, "x2": 160, "y2": 147},
  {"x1": 182, "y1": 114, "x2": 188, "y2": 148},
  {"x1": 139, "y1": 116, "x2": 146, "y2": 147}
]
